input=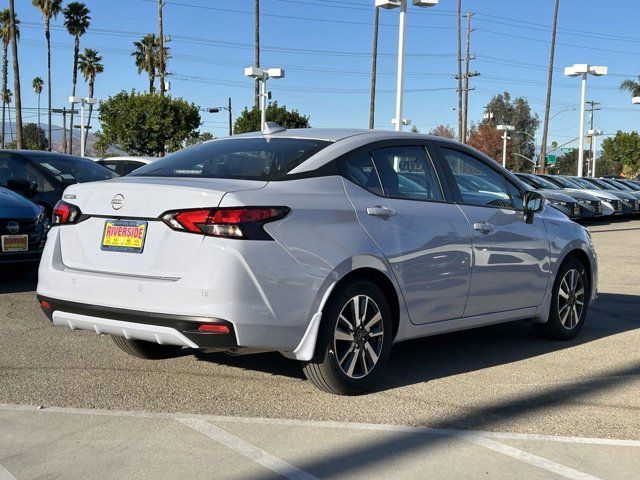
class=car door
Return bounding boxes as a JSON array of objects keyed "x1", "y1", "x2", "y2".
[
  {"x1": 436, "y1": 145, "x2": 550, "y2": 317},
  {"x1": 341, "y1": 143, "x2": 472, "y2": 325}
]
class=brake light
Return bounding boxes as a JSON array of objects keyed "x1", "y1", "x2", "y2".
[
  {"x1": 52, "y1": 200, "x2": 83, "y2": 225},
  {"x1": 161, "y1": 207, "x2": 289, "y2": 240}
]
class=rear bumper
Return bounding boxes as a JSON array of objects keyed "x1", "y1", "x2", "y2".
[{"x1": 39, "y1": 296, "x2": 238, "y2": 349}]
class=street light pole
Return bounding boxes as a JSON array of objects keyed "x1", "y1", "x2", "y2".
[
  {"x1": 564, "y1": 64, "x2": 607, "y2": 177},
  {"x1": 377, "y1": 0, "x2": 438, "y2": 131},
  {"x1": 497, "y1": 124, "x2": 515, "y2": 168},
  {"x1": 245, "y1": 67, "x2": 284, "y2": 132},
  {"x1": 577, "y1": 72, "x2": 587, "y2": 177},
  {"x1": 394, "y1": 0, "x2": 407, "y2": 132}
]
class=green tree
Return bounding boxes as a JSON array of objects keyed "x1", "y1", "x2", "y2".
[
  {"x1": 6, "y1": 123, "x2": 48, "y2": 150},
  {"x1": 0, "y1": 8, "x2": 18, "y2": 149},
  {"x1": 184, "y1": 131, "x2": 215, "y2": 147},
  {"x1": 600, "y1": 131, "x2": 640, "y2": 176},
  {"x1": 63, "y1": 1, "x2": 90, "y2": 155},
  {"x1": 96, "y1": 90, "x2": 201, "y2": 157},
  {"x1": 32, "y1": 76, "x2": 44, "y2": 148},
  {"x1": 553, "y1": 150, "x2": 577, "y2": 176},
  {"x1": 481, "y1": 92, "x2": 540, "y2": 170},
  {"x1": 77, "y1": 48, "x2": 103, "y2": 152},
  {"x1": 233, "y1": 102, "x2": 310, "y2": 134},
  {"x1": 620, "y1": 76, "x2": 640, "y2": 98},
  {"x1": 32, "y1": 0, "x2": 62, "y2": 151}
]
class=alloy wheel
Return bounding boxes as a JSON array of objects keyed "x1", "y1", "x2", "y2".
[
  {"x1": 557, "y1": 268, "x2": 585, "y2": 330},
  {"x1": 333, "y1": 295, "x2": 384, "y2": 379}
]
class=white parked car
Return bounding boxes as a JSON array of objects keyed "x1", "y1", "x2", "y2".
[{"x1": 37, "y1": 126, "x2": 598, "y2": 394}]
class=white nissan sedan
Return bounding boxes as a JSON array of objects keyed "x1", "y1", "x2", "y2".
[{"x1": 38, "y1": 125, "x2": 597, "y2": 395}]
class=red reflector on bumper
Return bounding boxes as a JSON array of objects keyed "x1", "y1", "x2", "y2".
[
  {"x1": 40, "y1": 301, "x2": 51, "y2": 310},
  {"x1": 198, "y1": 324, "x2": 230, "y2": 334}
]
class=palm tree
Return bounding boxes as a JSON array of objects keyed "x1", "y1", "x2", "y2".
[
  {"x1": 77, "y1": 48, "x2": 102, "y2": 153},
  {"x1": 32, "y1": 76, "x2": 44, "y2": 148},
  {"x1": 63, "y1": 1, "x2": 90, "y2": 155},
  {"x1": 32, "y1": 0, "x2": 63, "y2": 152},
  {"x1": 620, "y1": 76, "x2": 640, "y2": 98},
  {"x1": 8, "y1": 0, "x2": 22, "y2": 148},
  {"x1": 132, "y1": 34, "x2": 159, "y2": 93},
  {"x1": 0, "y1": 9, "x2": 18, "y2": 149}
]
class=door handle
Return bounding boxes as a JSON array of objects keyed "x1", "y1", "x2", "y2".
[
  {"x1": 366, "y1": 205, "x2": 396, "y2": 218},
  {"x1": 473, "y1": 221, "x2": 495, "y2": 233}
]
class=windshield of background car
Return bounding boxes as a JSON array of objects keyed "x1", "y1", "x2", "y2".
[
  {"x1": 530, "y1": 175, "x2": 560, "y2": 189},
  {"x1": 27, "y1": 154, "x2": 117, "y2": 183},
  {"x1": 572, "y1": 177, "x2": 604, "y2": 189},
  {"x1": 549, "y1": 176, "x2": 582, "y2": 188},
  {"x1": 131, "y1": 138, "x2": 332, "y2": 180}
]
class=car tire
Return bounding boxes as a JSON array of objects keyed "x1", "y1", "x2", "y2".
[
  {"x1": 302, "y1": 279, "x2": 393, "y2": 395},
  {"x1": 534, "y1": 257, "x2": 590, "y2": 340},
  {"x1": 111, "y1": 335, "x2": 181, "y2": 360}
]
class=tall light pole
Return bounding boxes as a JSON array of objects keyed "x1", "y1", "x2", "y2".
[
  {"x1": 69, "y1": 96, "x2": 97, "y2": 158},
  {"x1": 376, "y1": 0, "x2": 438, "y2": 131},
  {"x1": 564, "y1": 64, "x2": 607, "y2": 177},
  {"x1": 244, "y1": 67, "x2": 284, "y2": 132},
  {"x1": 587, "y1": 129, "x2": 603, "y2": 177},
  {"x1": 497, "y1": 124, "x2": 515, "y2": 168}
]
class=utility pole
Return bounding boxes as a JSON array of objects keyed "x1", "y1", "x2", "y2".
[
  {"x1": 368, "y1": 6, "x2": 379, "y2": 130},
  {"x1": 158, "y1": 0, "x2": 166, "y2": 98},
  {"x1": 228, "y1": 97, "x2": 232, "y2": 136},
  {"x1": 462, "y1": 11, "x2": 478, "y2": 143},
  {"x1": 456, "y1": 0, "x2": 463, "y2": 142},
  {"x1": 539, "y1": 0, "x2": 560, "y2": 174},
  {"x1": 254, "y1": 0, "x2": 260, "y2": 110},
  {"x1": 586, "y1": 100, "x2": 600, "y2": 176},
  {"x1": 8, "y1": 0, "x2": 22, "y2": 148}
]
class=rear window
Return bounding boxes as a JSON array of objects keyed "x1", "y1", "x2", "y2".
[
  {"x1": 131, "y1": 138, "x2": 332, "y2": 180},
  {"x1": 27, "y1": 154, "x2": 117, "y2": 183}
]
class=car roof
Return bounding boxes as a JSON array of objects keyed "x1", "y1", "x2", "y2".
[
  {"x1": 0, "y1": 149, "x2": 85, "y2": 160},
  {"x1": 99, "y1": 156, "x2": 155, "y2": 163}
]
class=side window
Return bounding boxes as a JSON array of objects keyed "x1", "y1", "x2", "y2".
[
  {"x1": 0, "y1": 155, "x2": 27, "y2": 187},
  {"x1": 343, "y1": 151, "x2": 383, "y2": 196},
  {"x1": 505, "y1": 180, "x2": 524, "y2": 210},
  {"x1": 98, "y1": 161, "x2": 119, "y2": 173},
  {"x1": 441, "y1": 147, "x2": 514, "y2": 209},
  {"x1": 370, "y1": 146, "x2": 443, "y2": 202}
]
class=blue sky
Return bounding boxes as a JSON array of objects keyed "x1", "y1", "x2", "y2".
[{"x1": 15, "y1": 0, "x2": 640, "y2": 146}]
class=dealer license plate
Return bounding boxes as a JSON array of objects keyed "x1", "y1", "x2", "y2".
[
  {"x1": 1, "y1": 234, "x2": 28, "y2": 252},
  {"x1": 101, "y1": 220, "x2": 147, "y2": 254}
]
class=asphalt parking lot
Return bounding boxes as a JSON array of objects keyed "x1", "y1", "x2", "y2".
[{"x1": 1, "y1": 219, "x2": 639, "y2": 479}]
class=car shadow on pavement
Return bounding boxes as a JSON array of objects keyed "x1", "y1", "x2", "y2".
[
  {"x1": 191, "y1": 292, "x2": 639, "y2": 387},
  {"x1": 0, "y1": 266, "x2": 38, "y2": 294}
]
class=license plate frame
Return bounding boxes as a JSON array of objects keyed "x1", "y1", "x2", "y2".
[
  {"x1": 101, "y1": 219, "x2": 148, "y2": 254},
  {"x1": 1, "y1": 234, "x2": 29, "y2": 252}
]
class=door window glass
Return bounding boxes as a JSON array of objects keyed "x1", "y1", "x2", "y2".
[
  {"x1": 343, "y1": 151, "x2": 383, "y2": 196},
  {"x1": 370, "y1": 146, "x2": 443, "y2": 201},
  {"x1": 441, "y1": 148, "x2": 513, "y2": 208}
]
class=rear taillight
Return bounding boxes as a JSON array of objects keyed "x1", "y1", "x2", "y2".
[
  {"x1": 52, "y1": 200, "x2": 83, "y2": 225},
  {"x1": 161, "y1": 207, "x2": 289, "y2": 240}
]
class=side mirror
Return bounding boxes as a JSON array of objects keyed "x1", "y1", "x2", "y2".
[
  {"x1": 523, "y1": 191, "x2": 544, "y2": 224},
  {"x1": 6, "y1": 178, "x2": 37, "y2": 198}
]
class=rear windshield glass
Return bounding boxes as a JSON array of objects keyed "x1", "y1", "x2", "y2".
[
  {"x1": 28, "y1": 154, "x2": 117, "y2": 183},
  {"x1": 131, "y1": 138, "x2": 332, "y2": 180}
]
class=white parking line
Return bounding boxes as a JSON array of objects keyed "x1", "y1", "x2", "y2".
[
  {"x1": 1, "y1": 403, "x2": 639, "y2": 447},
  {"x1": 177, "y1": 418, "x2": 320, "y2": 480},
  {"x1": 0, "y1": 464, "x2": 17, "y2": 480},
  {"x1": 459, "y1": 433, "x2": 602, "y2": 480}
]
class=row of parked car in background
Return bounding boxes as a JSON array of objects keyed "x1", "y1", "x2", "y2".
[{"x1": 0, "y1": 145, "x2": 638, "y2": 270}]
